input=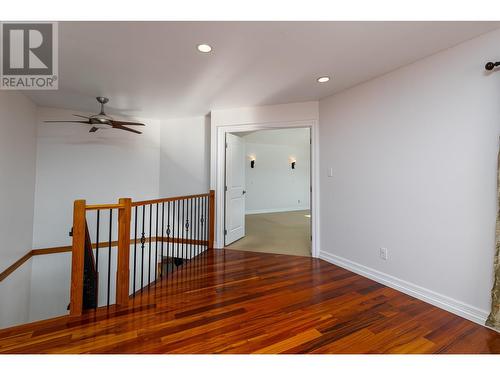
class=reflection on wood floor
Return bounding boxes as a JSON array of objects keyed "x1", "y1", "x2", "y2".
[{"x1": 0, "y1": 249, "x2": 499, "y2": 354}]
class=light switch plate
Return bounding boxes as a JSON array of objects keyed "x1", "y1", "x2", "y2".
[{"x1": 379, "y1": 248, "x2": 388, "y2": 260}]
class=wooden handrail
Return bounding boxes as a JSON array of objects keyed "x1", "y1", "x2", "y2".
[
  {"x1": 131, "y1": 192, "x2": 210, "y2": 207},
  {"x1": 1, "y1": 191, "x2": 216, "y2": 289},
  {"x1": 0, "y1": 252, "x2": 32, "y2": 282},
  {"x1": 0, "y1": 234, "x2": 212, "y2": 283},
  {"x1": 24, "y1": 190, "x2": 217, "y2": 318},
  {"x1": 85, "y1": 203, "x2": 125, "y2": 211},
  {"x1": 81, "y1": 193, "x2": 210, "y2": 210},
  {"x1": 70, "y1": 190, "x2": 215, "y2": 316}
]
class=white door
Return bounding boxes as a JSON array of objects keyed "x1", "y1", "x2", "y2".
[{"x1": 225, "y1": 133, "x2": 246, "y2": 245}]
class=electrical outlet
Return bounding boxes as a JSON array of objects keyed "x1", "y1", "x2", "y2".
[{"x1": 379, "y1": 248, "x2": 388, "y2": 261}]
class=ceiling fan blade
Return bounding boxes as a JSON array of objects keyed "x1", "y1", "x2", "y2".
[
  {"x1": 112, "y1": 124, "x2": 142, "y2": 134},
  {"x1": 89, "y1": 127, "x2": 99, "y2": 133},
  {"x1": 111, "y1": 120, "x2": 146, "y2": 126},
  {"x1": 44, "y1": 120, "x2": 90, "y2": 124},
  {"x1": 73, "y1": 114, "x2": 91, "y2": 119}
]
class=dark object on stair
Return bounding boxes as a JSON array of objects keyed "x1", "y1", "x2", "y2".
[{"x1": 82, "y1": 222, "x2": 98, "y2": 309}]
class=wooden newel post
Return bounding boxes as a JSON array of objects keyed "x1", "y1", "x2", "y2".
[
  {"x1": 208, "y1": 190, "x2": 215, "y2": 249},
  {"x1": 116, "y1": 198, "x2": 131, "y2": 308},
  {"x1": 70, "y1": 199, "x2": 86, "y2": 317}
]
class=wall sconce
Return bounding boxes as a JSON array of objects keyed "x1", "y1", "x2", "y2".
[
  {"x1": 249, "y1": 155, "x2": 256, "y2": 168},
  {"x1": 289, "y1": 157, "x2": 296, "y2": 170}
]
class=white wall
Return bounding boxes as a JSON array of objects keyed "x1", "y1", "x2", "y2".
[
  {"x1": 0, "y1": 91, "x2": 37, "y2": 328},
  {"x1": 211, "y1": 101, "x2": 319, "y2": 129},
  {"x1": 29, "y1": 252, "x2": 70, "y2": 321},
  {"x1": 319, "y1": 29, "x2": 500, "y2": 325},
  {"x1": 243, "y1": 128, "x2": 310, "y2": 214},
  {"x1": 33, "y1": 106, "x2": 161, "y2": 248},
  {"x1": 159, "y1": 116, "x2": 210, "y2": 197},
  {"x1": 29, "y1": 106, "x2": 161, "y2": 321}
]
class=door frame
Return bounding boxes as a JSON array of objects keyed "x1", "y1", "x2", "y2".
[
  {"x1": 211, "y1": 119, "x2": 320, "y2": 258},
  {"x1": 224, "y1": 132, "x2": 246, "y2": 246}
]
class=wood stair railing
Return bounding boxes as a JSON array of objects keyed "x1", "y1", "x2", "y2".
[{"x1": 69, "y1": 190, "x2": 215, "y2": 317}]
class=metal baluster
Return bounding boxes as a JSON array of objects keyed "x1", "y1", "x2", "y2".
[
  {"x1": 192, "y1": 198, "x2": 196, "y2": 262},
  {"x1": 199, "y1": 197, "x2": 202, "y2": 254},
  {"x1": 166, "y1": 201, "x2": 171, "y2": 275},
  {"x1": 176, "y1": 199, "x2": 180, "y2": 266},
  {"x1": 133, "y1": 206, "x2": 137, "y2": 294},
  {"x1": 155, "y1": 203, "x2": 159, "y2": 282},
  {"x1": 161, "y1": 202, "x2": 164, "y2": 280},
  {"x1": 190, "y1": 198, "x2": 193, "y2": 260},
  {"x1": 207, "y1": 195, "x2": 210, "y2": 251},
  {"x1": 187, "y1": 199, "x2": 190, "y2": 261},
  {"x1": 201, "y1": 197, "x2": 204, "y2": 254},
  {"x1": 182, "y1": 199, "x2": 186, "y2": 261},
  {"x1": 187, "y1": 200, "x2": 192, "y2": 276},
  {"x1": 203, "y1": 196, "x2": 206, "y2": 252},
  {"x1": 206, "y1": 195, "x2": 209, "y2": 251},
  {"x1": 198, "y1": 197, "x2": 201, "y2": 255},
  {"x1": 201, "y1": 196, "x2": 204, "y2": 253},
  {"x1": 197, "y1": 197, "x2": 201, "y2": 256},
  {"x1": 141, "y1": 205, "x2": 145, "y2": 291},
  {"x1": 172, "y1": 200, "x2": 176, "y2": 268},
  {"x1": 205, "y1": 195, "x2": 208, "y2": 251},
  {"x1": 187, "y1": 199, "x2": 191, "y2": 270},
  {"x1": 172, "y1": 200, "x2": 175, "y2": 265},
  {"x1": 107, "y1": 209, "x2": 112, "y2": 307},
  {"x1": 200, "y1": 197, "x2": 205, "y2": 254},
  {"x1": 193, "y1": 198, "x2": 198, "y2": 256},
  {"x1": 95, "y1": 209, "x2": 100, "y2": 288},
  {"x1": 148, "y1": 204, "x2": 152, "y2": 286},
  {"x1": 181, "y1": 199, "x2": 184, "y2": 264},
  {"x1": 200, "y1": 196, "x2": 204, "y2": 256},
  {"x1": 171, "y1": 201, "x2": 178, "y2": 269}
]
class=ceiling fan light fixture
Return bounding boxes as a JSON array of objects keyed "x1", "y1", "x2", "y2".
[
  {"x1": 317, "y1": 76, "x2": 330, "y2": 83},
  {"x1": 197, "y1": 44, "x2": 212, "y2": 53},
  {"x1": 44, "y1": 97, "x2": 146, "y2": 135}
]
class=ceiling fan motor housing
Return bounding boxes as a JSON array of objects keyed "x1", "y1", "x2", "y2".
[{"x1": 96, "y1": 96, "x2": 109, "y2": 104}]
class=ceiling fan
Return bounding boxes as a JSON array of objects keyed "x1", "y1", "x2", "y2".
[{"x1": 44, "y1": 97, "x2": 145, "y2": 134}]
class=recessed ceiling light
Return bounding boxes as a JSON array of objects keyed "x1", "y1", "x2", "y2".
[
  {"x1": 317, "y1": 76, "x2": 330, "y2": 83},
  {"x1": 197, "y1": 44, "x2": 212, "y2": 53}
]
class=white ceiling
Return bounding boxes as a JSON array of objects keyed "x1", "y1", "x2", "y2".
[{"x1": 26, "y1": 21, "x2": 500, "y2": 120}]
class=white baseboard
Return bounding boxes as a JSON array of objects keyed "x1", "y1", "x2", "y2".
[
  {"x1": 246, "y1": 207, "x2": 310, "y2": 215},
  {"x1": 319, "y1": 250, "x2": 491, "y2": 329}
]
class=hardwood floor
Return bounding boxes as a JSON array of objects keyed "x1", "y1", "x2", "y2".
[{"x1": 1, "y1": 249, "x2": 500, "y2": 354}]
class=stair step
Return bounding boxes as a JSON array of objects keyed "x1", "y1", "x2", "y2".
[{"x1": 160, "y1": 256, "x2": 185, "y2": 275}]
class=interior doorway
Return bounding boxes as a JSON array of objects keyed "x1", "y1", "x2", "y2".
[{"x1": 224, "y1": 128, "x2": 311, "y2": 257}]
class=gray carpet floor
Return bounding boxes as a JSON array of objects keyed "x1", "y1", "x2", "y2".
[{"x1": 226, "y1": 210, "x2": 311, "y2": 257}]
